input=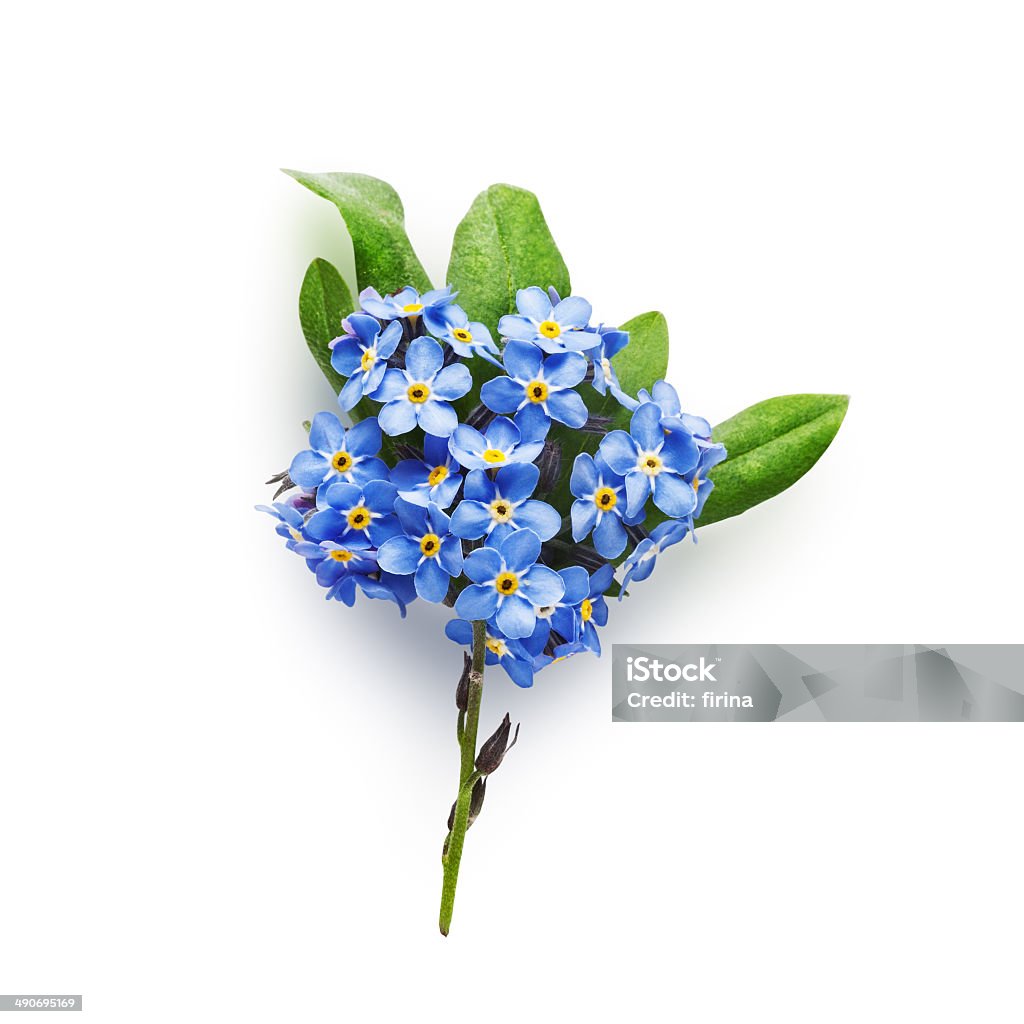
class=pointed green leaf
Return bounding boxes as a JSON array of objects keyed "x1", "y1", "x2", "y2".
[
  {"x1": 298, "y1": 258, "x2": 353, "y2": 393},
  {"x1": 284, "y1": 170, "x2": 431, "y2": 295},
  {"x1": 609, "y1": 311, "x2": 669, "y2": 416},
  {"x1": 699, "y1": 394, "x2": 849, "y2": 526},
  {"x1": 447, "y1": 184, "x2": 570, "y2": 330}
]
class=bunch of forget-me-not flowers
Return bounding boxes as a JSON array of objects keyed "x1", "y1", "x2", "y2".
[{"x1": 260, "y1": 283, "x2": 725, "y2": 688}]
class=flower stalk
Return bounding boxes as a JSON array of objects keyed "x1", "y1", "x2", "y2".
[{"x1": 439, "y1": 619, "x2": 487, "y2": 936}]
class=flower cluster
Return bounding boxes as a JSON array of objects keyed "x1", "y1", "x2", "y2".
[{"x1": 261, "y1": 284, "x2": 725, "y2": 687}]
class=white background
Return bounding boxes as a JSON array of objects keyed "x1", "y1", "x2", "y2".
[{"x1": 2, "y1": 2, "x2": 1022, "y2": 1021}]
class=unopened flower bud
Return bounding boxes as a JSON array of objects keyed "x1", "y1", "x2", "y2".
[
  {"x1": 475, "y1": 713, "x2": 520, "y2": 776},
  {"x1": 468, "y1": 777, "x2": 486, "y2": 826},
  {"x1": 455, "y1": 652, "x2": 471, "y2": 712}
]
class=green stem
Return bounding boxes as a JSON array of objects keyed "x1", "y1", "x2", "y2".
[{"x1": 439, "y1": 619, "x2": 486, "y2": 936}]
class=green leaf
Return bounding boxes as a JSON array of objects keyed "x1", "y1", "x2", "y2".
[
  {"x1": 447, "y1": 184, "x2": 571, "y2": 329},
  {"x1": 699, "y1": 394, "x2": 849, "y2": 526},
  {"x1": 298, "y1": 258, "x2": 353, "y2": 393},
  {"x1": 284, "y1": 170, "x2": 431, "y2": 295},
  {"x1": 608, "y1": 311, "x2": 669, "y2": 420}
]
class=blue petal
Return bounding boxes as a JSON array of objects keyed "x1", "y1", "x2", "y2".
[
  {"x1": 416, "y1": 399, "x2": 458, "y2": 437},
  {"x1": 432, "y1": 363, "x2": 472, "y2": 400},
  {"x1": 363, "y1": 479, "x2": 399, "y2": 514},
  {"x1": 322, "y1": 480, "x2": 360, "y2": 510},
  {"x1": 630, "y1": 402, "x2": 665, "y2": 450},
  {"x1": 560, "y1": 566, "x2": 591, "y2": 605},
  {"x1": 571, "y1": 497, "x2": 598, "y2": 541},
  {"x1": 378, "y1": 400, "x2": 418, "y2": 436},
  {"x1": 519, "y1": 564, "x2": 565, "y2": 606},
  {"x1": 370, "y1": 368, "x2": 408, "y2": 403},
  {"x1": 349, "y1": 313, "x2": 383, "y2": 345},
  {"x1": 463, "y1": 545, "x2": 503, "y2": 583},
  {"x1": 624, "y1": 471, "x2": 651, "y2": 518},
  {"x1": 438, "y1": 535, "x2": 464, "y2": 576},
  {"x1": 376, "y1": 535, "x2": 422, "y2": 574},
  {"x1": 393, "y1": 496, "x2": 428, "y2": 535},
  {"x1": 496, "y1": 593, "x2": 536, "y2": 639},
  {"x1": 377, "y1": 320, "x2": 403, "y2": 358},
  {"x1": 592, "y1": 510, "x2": 627, "y2": 558},
  {"x1": 338, "y1": 373, "x2": 366, "y2": 412},
  {"x1": 455, "y1": 583, "x2": 500, "y2": 621},
  {"x1": 500, "y1": 340, "x2": 543, "y2": 382},
  {"x1": 512, "y1": 403, "x2": 550, "y2": 440},
  {"x1": 308, "y1": 412, "x2": 345, "y2": 453},
  {"x1": 514, "y1": 501, "x2": 561, "y2": 541},
  {"x1": 553, "y1": 295, "x2": 592, "y2": 328},
  {"x1": 651, "y1": 380, "x2": 681, "y2": 416},
  {"x1": 350, "y1": 456, "x2": 389, "y2": 485},
  {"x1": 480, "y1": 376, "x2": 525, "y2": 414},
  {"x1": 651, "y1": 472, "x2": 698, "y2": 518},
  {"x1": 516, "y1": 286, "x2": 553, "y2": 321},
  {"x1": 570, "y1": 453, "x2": 597, "y2": 497},
  {"x1": 498, "y1": 315, "x2": 541, "y2": 341},
  {"x1": 544, "y1": 389, "x2": 588, "y2": 428},
  {"x1": 542, "y1": 351, "x2": 588, "y2": 388},
  {"x1": 415, "y1": 557, "x2": 450, "y2": 603},
  {"x1": 450, "y1": 500, "x2": 492, "y2": 540},
  {"x1": 463, "y1": 468, "x2": 496, "y2": 503},
  {"x1": 485, "y1": 416, "x2": 520, "y2": 451},
  {"x1": 330, "y1": 337, "x2": 363, "y2": 377},
  {"x1": 445, "y1": 618, "x2": 473, "y2": 645},
  {"x1": 389, "y1": 459, "x2": 429, "y2": 490},
  {"x1": 345, "y1": 417, "x2": 382, "y2": 457},
  {"x1": 423, "y1": 433, "x2": 450, "y2": 465},
  {"x1": 496, "y1": 462, "x2": 539, "y2": 503},
  {"x1": 502, "y1": 657, "x2": 536, "y2": 688},
  {"x1": 589, "y1": 563, "x2": 616, "y2": 598},
  {"x1": 404, "y1": 337, "x2": 444, "y2": 380},
  {"x1": 289, "y1": 450, "x2": 329, "y2": 489},
  {"x1": 660, "y1": 428, "x2": 700, "y2": 475},
  {"x1": 500, "y1": 528, "x2": 541, "y2": 573},
  {"x1": 305, "y1": 508, "x2": 346, "y2": 542},
  {"x1": 599, "y1": 430, "x2": 638, "y2": 475}
]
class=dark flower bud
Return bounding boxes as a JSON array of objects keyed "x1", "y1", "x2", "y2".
[
  {"x1": 455, "y1": 652, "x2": 471, "y2": 712},
  {"x1": 468, "y1": 777, "x2": 486, "y2": 826},
  {"x1": 475, "y1": 713, "x2": 520, "y2": 776},
  {"x1": 537, "y1": 441, "x2": 562, "y2": 493},
  {"x1": 268, "y1": 473, "x2": 297, "y2": 500},
  {"x1": 463, "y1": 403, "x2": 497, "y2": 432},
  {"x1": 392, "y1": 442, "x2": 423, "y2": 463},
  {"x1": 580, "y1": 414, "x2": 612, "y2": 435},
  {"x1": 625, "y1": 522, "x2": 650, "y2": 547}
]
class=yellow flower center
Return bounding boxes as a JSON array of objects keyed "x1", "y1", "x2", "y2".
[
  {"x1": 692, "y1": 474, "x2": 701, "y2": 492},
  {"x1": 495, "y1": 571, "x2": 519, "y2": 596},
  {"x1": 452, "y1": 327, "x2": 472, "y2": 343},
  {"x1": 403, "y1": 302, "x2": 424, "y2": 314},
  {"x1": 594, "y1": 486, "x2": 617, "y2": 511},
  {"x1": 581, "y1": 598, "x2": 594, "y2": 622},
  {"x1": 328, "y1": 548, "x2": 353, "y2": 562},
  {"x1": 331, "y1": 451, "x2": 353, "y2": 473},
  {"x1": 288, "y1": 527, "x2": 303, "y2": 542},
  {"x1": 527, "y1": 381, "x2": 548, "y2": 403},
  {"x1": 489, "y1": 499, "x2": 514, "y2": 523},
  {"x1": 360, "y1": 349, "x2": 376, "y2": 373},
  {"x1": 420, "y1": 533, "x2": 441, "y2": 557},
  {"x1": 538, "y1": 320, "x2": 561, "y2": 339},
  {"x1": 486, "y1": 636, "x2": 507, "y2": 657},
  {"x1": 639, "y1": 452, "x2": 663, "y2": 476},
  {"x1": 482, "y1": 448, "x2": 507, "y2": 464},
  {"x1": 407, "y1": 383, "x2": 431, "y2": 403},
  {"x1": 347, "y1": 506, "x2": 371, "y2": 530},
  {"x1": 427, "y1": 464, "x2": 449, "y2": 487}
]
